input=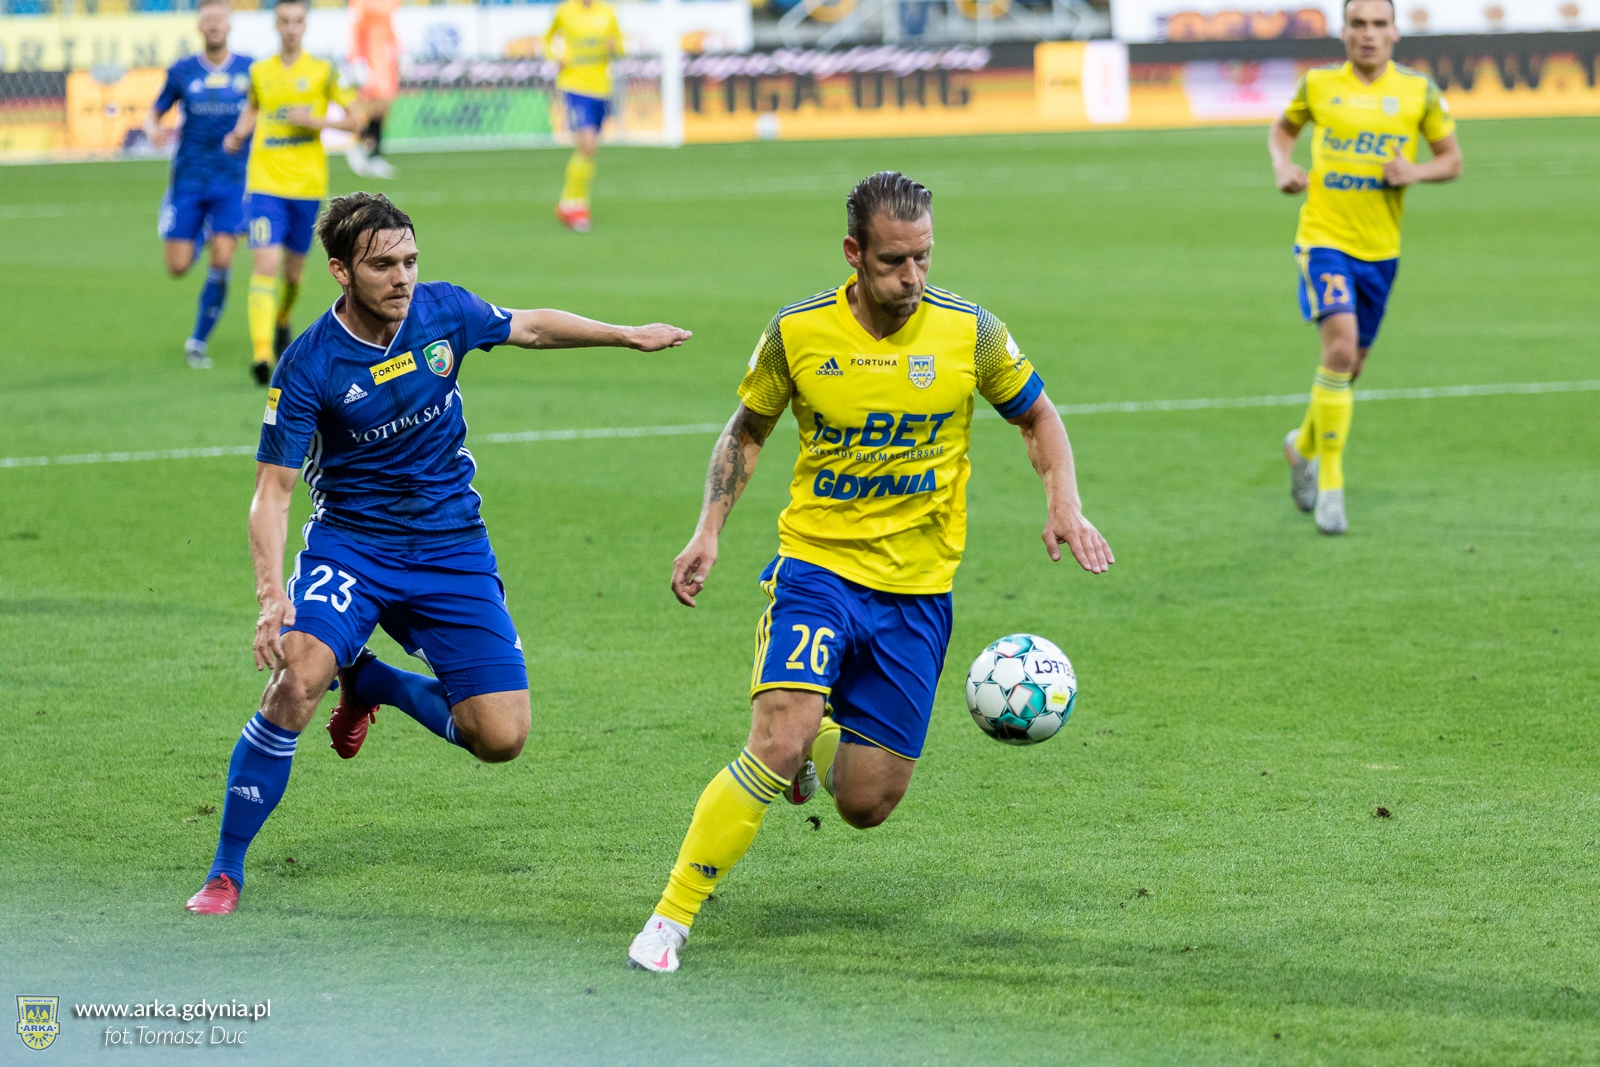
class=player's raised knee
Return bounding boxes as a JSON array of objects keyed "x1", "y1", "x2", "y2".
[
  {"x1": 456, "y1": 692, "x2": 529, "y2": 763},
  {"x1": 835, "y1": 787, "x2": 904, "y2": 829},
  {"x1": 471, "y1": 728, "x2": 525, "y2": 764}
]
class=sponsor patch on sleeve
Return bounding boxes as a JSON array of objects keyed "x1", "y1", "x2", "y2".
[
  {"x1": 263, "y1": 387, "x2": 281, "y2": 426},
  {"x1": 369, "y1": 351, "x2": 417, "y2": 385}
]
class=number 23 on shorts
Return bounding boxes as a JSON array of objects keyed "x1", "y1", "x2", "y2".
[
  {"x1": 302, "y1": 565, "x2": 358, "y2": 613},
  {"x1": 785, "y1": 624, "x2": 834, "y2": 675}
]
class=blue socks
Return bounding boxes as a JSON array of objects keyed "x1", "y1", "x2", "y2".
[
  {"x1": 350, "y1": 653, "x2": 466, "y2": 749},
  {"x1": 191, "y1": 266, "x2": 230, "y2": 346},
  {"x1": 208, "y1": 713, "x2": 298, "y2": 887}
]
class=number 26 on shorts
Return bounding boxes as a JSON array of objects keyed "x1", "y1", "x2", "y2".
[
  {"x1": 302, "y1": 565, "x2": 358, "y2": 613},
  {"x1": 1319, "y1": 272, "x2": 1350, "y2": 307},
  {"x1": 785, "y1": 624, "x2": 834, "y2": 675}
]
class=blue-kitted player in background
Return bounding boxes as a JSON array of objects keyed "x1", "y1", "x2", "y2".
[{"x1": 143, "y1": 0, "x2": 253, "y2": 370}]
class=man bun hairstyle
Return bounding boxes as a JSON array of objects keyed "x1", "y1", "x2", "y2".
[
  {"x1": 318, "y1": 192, "x2": 414, "y2": 268},
  {"x1": 846, "y1": 171, "x2": 932, "y2": 249}
]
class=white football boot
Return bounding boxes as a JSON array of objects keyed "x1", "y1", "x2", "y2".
[
  {"x1": 366, "y1": 154, "x2": 397, "y2": 180},
  {"x1": 1284, "y1": 429, "x2": 1318, "y2": 513},
  {"x1": 345, "y1": 142, "x2": 373, "y2": 178},
  {"x1": 786, "y1": 758, "x2": 819, "y2": 804},
  {"x1": 627, "y1": 914, "x2": 688, "y2": 973},
  {"x1": 1314, "y1": 487, "x2": 1347, "y2": 535},
  {"x1": 184, "y1": 339, "x2": 213, "y2": 369}
]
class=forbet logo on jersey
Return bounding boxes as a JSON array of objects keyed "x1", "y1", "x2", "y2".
[{"x1": 16, "y1": 996, "x2": 60, "y2": 1050}]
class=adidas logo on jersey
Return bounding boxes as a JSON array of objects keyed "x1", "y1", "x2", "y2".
[
  {"x1": 816, "y1": 357, "x2": 843, "y2": 377},
  {"x1": 343, "y1": 383, "x2": 369, "y2": 405},
  {"x1": 228, "y1": 785, "x2": 263, "y2": 803}
]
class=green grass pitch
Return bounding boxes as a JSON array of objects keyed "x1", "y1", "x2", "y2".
[{"x1": 1, "y1": 117, "x2": 1597, "y2": 1065}]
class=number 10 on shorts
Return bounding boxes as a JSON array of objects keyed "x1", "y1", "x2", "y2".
[{"x1": 786, "y1": 624, "x2": 834, "y2": 674}]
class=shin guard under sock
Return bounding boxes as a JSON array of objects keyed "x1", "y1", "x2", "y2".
[{"x1": 208, "y1": 713, "x2": 299, "y2": 886}]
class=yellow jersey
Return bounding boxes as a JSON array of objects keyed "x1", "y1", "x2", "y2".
[
  {"x1": 738, "y1": 278, "x2": 1044, "y2": 596},
  {"x1": 1282, "y1": 61, "x2": 1455, "y2": 261},
  {"x1": 545, "y1": 0, "x2": 623, "y2": 98},
  {"x1": 246, "y1": 53, "x2": 357, "y2": 201}
]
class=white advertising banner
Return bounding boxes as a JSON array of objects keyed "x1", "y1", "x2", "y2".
[
  {"x1": 228, "y1": 2, "x2": 752, "y2": 66},
  {"x1": 0, "y1": 2, "x2": 752, "y2": 72},
  {"x1": 1182, "y1": 58, "x2": 1299, "y2": 119},
  {"x1": 1082, "y1": 40, "x2": 1131, "y2": 124},
  {"x1": 1112, "y1": 0, "x2": 1600, "y2": 42}
]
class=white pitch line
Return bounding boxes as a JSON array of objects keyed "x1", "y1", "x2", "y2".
[{"x1": 3, "y1": 379, "x2": 1595, "y2": 471}]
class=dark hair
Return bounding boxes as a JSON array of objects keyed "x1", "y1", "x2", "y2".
[
  {"x1": 318, "y1": 192, "x2": 414, "y2": 267},
  {"x1": 274, "y1": 0, "x2": 309, "y2": 8},
  {"x1": 846, "y1": 171, "x2": 932, "y2": 249}
]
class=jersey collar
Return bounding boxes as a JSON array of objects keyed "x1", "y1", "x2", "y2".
[
  {"x1": 838, "y1": 272, "x2": 924, "y2": 346},
  {"x1": 331, "y1": 296, "x2": 407, "y2": 356},
  {"x1": 1340, "y1": 59, "x2": 1395, "y2": 87},
  {"x1": 197, "y1": 51, "x2": 233, "y2": 74}
]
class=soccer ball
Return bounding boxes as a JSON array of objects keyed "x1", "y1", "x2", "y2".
[{"x1": 964, "y1": 634, "x2": 1077, "y2": 745}]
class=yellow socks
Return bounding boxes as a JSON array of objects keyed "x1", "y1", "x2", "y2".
[
  {"x1": 247, "y1": 274, "x2": 277, "y2": 365},
  {"x1": 560, "y1": 151, "x2": 596, "y2": 206},
  {"x1": 1293, "y1": 401, "x2": 1316, "y2": 461},
  {"x1": 654, "y1": 748, "x2": 789, "y2": 928},
  {"x1": 1310, "y1": 367, "x2": 1354, "y2": 491},
  {"x1": 275, "y1": 277, "x2": 300, "y2": 329},
  {"x1": 812, "y1": 715, "x2": 842, "y2": 796}
]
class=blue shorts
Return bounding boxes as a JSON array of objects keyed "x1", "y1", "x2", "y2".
[
  {"x1": 159, "y1": 183, "x2": 246, "y2": 243},
  {"x1": 247, "y1": 193, "x2": 321, "y2": 255},
  {"x1": 1296, "y1": 245, "x2": 1400, "y2": 349},
  {"x1": 751, "y1": 556, "x2": 953, "y2": 760},
  {"x1": 563, "y1": 91, "x2": 609, "y2": 132},
  {"x1": 286, "y1": 523, "x2": 528, "y2": 705}
]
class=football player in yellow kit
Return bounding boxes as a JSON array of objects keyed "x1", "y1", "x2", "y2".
[
  {"x1": 1268, "y1": 0, "x2": 1461, "y2": 533},
  {"x1": 223, "y1": 0, "x2": 365, "y2": 384},
  {"x1": 545, "y1": 0, "x2": 623, "y2": 232},
  {"x1": 627, "y1": 172, "x2": 1114, "y2": 973}
]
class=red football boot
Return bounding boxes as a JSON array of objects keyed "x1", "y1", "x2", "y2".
[
  {"x1": 327, "y1": 659, "x2": 379, "y2": 759},
  {"x1": 555, "y1": 201, "x2": 591, "y2": 233},
  {"x1": 185, "y1": 874, "x2": 240, "y2": 915}
]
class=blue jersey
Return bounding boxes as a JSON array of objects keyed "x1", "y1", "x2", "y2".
[
  {"x1": 257, "y1": 282, "x2": 514, "y2": 549},
  {"x1": 154, "y1": 53, "x2": 253, "y2": 191}
]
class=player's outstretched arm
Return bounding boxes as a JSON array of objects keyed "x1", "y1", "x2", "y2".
[
  {"x1": 1383, "y1": 133, "x2": 1463, "y2": 187},
  {"x1": 505, "y1": 310, "x2": 690, "y2": 352},
  {"x1": 670, "y1": 403, "x2": 781, "y2": 607},
  {"x1": 1268, "y1": 117, "x2": 1308, "y2": 194},
  {"x1": 248, "y1": 463, "x2": 300, "y2": 671},
  {"x1": 1009, "y1": 393, "x2": 1114, "y2": 575}
]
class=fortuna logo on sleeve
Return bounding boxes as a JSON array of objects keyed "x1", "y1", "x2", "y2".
[
  {"x1": 263, "y1": 387, "x2": 281, "y2": 426},
  {"x1": 423, "y1": 340, "x2": 455, "y2": 377},
  {"x1": 369, "y1": 352, "x2": 417, "y2": 385}
]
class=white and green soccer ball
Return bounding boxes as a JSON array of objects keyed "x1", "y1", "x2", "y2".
[{"x1": 965, "y1": 634, "x2": 1077, "y2": 745}]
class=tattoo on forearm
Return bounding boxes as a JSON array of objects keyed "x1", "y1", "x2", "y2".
[{"x1": 704, "y1": 407, "x2": 779, "y2": 516}]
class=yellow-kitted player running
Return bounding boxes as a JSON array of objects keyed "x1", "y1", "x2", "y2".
[
  {"x1": 625, "y1": 172, "x2": 1114, "y2": 974},
  {"x1": 223, "y1": 0, "x2": 363, "y2": 384},
  {"x1": 1267, "y1": 0, "x2": 1461, "y2": 533},
  {"x1": 545, "y1": 0, "x2": 622, "y2": 232}
]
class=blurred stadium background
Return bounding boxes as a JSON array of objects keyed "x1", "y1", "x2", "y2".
[{"x1": 1, "y1": 0, "x2": 1596, "y2": 161}]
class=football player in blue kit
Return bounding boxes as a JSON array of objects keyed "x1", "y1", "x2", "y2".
[
  {"x1": 185, "y1": 191, "x2": 692, "y2": 915},
  {"x1": 144, "y1": 0, "x2": 253, "y2": 370}
]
